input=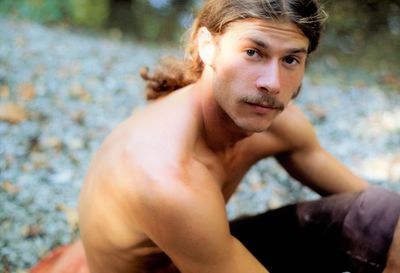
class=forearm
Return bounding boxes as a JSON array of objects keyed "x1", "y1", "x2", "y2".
[
  {"x1": 303, "y1": 150, "x2": 369, "y2": 195},
  {"x1": 277, "y1": 149, "x2": 369, "y2": 196},
  {"x1": 229, "y1": 237, "x2": 270, "y2": 273},
  {"x1": 384, "y1": 217, "x2": 400, "y2": 273},
  {"x1": 176, "y1": 237, "x2": 270, "y2": 273}
]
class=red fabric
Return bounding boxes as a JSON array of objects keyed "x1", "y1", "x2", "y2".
[{"x1": 29, "y1": 242, "x2": 89, "y2": 273}]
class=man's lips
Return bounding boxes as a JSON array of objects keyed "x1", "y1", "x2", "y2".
[
  {"x1": 246, "y1": 102, "x2": 277, "y2": 109},
  {"x1": 245, "y1": 101, "x2": 283, "y2": 111}
]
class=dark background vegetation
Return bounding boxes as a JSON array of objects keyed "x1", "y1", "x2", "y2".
[{"x1": 0, "y1": 0, "x2": 399, "y2": 89}]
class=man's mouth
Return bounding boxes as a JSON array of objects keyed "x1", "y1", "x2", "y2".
[
  {"x1": 244, "y1": 99, "x2": 284, "y2": 112},
  {"x1": 246, "y1": 101, "x2": 279, "y2": 110}
]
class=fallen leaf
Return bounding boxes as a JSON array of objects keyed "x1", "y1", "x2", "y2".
[
  {"x1": 380, "y1": 73, "x2": 400, "y2": 86},
  {"x1": 306, "y1": 104, "x2": 327, "y2": 121},
  {"x1": 18, "y1": 83, "x2": 36, "y2": 101},
  {"x1": 15, "y1": 36, "x2": 26, "y2": 47},
  {"x1": 41, "y1": 136, "x2": 63, "y2": 150},
  {"x1": 30, "y1": 152, "x2": 50, "y2": 169},
  {"x1": 0, "y1": 85, "x2": 9, "y2": 98},
  {"x1": 70, "y1": 83, "x2": 91, "y2": 102},
  {"x1": 354, "y1": 80, "x2": 367, "y2": 88},
  {"x1": 2, "y1": 256, "x2": 11, "y2": 273},
  {"x1": 70, "y1": 63, "x2": 81, "y2": 75},
  {"x1": 21, "y1": 224, "x2": 43, "y2": 239},
  {"x1": 1, "y1": 181, "x2": 21, "y2": 194},
  {"x1": 57, "y1": 67, "x2": 69, "y2": 79},
  {"x1": 56, "y1": 204, "x2": 79, "y2": 231},
  {"x1": 71, "y1": 110, "x2": 86, "y2": 125},
  {"x1": 33, "y1": 64, "x2": 47, "y2": 77},
  {"x1": 389, "y1": 156, "x2": 400, "y2": 182},
  {"x1": 250, "y1": 181, "x2": 264, "y2": 192},
  {"x1": 0, "y1": 103, "x2": 28, "y2": 124}
]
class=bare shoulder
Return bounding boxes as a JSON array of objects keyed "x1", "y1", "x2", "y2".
[
  {"x1": 79, "y1": 87, "x2": 202, "y2": 245},
  {"x1": 268, "y1": 102, "x2": 318, "y2": 151}
]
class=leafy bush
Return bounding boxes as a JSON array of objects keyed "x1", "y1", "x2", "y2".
[
  {"x1": 69, "y1": 0, "x2": 110, "y2": 28},
  {"x1": 0, "y1": 0, "x2": 109, "y2": 27},
  {"x1": 0, "y1": 0, "x2": 69, "y2": 24}
]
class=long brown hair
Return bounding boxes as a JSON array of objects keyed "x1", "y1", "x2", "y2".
[{"x1": 141, "y1": 0, "x2": 327, "y2": 100}]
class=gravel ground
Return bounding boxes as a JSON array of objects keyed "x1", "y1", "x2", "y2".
[{"x1": 0, "y1": 17, "x2": 399, "y2": 272}]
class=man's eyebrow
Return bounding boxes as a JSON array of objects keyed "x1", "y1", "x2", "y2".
[
  {"x1": 241, "y1": 37, "x2": 268, "y2": 49},
  {"x1": 241, "y1": 37, "x2": 308, "y2": 54}
]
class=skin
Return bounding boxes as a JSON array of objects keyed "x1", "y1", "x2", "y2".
[
  {"x1": 46, "y1": 19, "x2": 398, "y2": 273},
  {"x1": 383, "y1": 217, "x2": 400, "y2": 273}
]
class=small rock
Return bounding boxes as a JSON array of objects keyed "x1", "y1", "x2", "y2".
[
  {"x1": 66, "y1": 137, "x2": 85, "y2": 150},
  {"x1": 51, "y1": 171, "x2": 73, "y2": 184}
]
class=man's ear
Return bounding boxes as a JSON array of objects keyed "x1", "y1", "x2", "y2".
[{"x1": 197, "y1": 27, "x2": 216, "y2": 67}]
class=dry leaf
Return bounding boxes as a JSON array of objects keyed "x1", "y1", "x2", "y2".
[
  {"x1": 389, "y1": 156, "x2": 400, "y2": 182},
  {"x1": 380, "y1": 73, "x2": 400, "y2": 86},
  {"x1": 306, "y1": 104, "x2": 327, "y2": 121},
  {"x1": 1, "y1": 181, "x2": 21, "y2": 194},
  {"x1": 0, "y1": 85, "x2": 9, "y2": 98},
  {"x1": 41, "y1": 136, "x2": 63, "y2": 150},
  {"x1": 57, "y1": 204, "x2": 79, "y2": 231},
  {"x1": 18, "y1": 83, "x2": 36, "y2": 101},
  {"x1": 30, "y1": 152, "x2": 49, "y2": 169},
  {"x1": 70, "y1": 83, "x2": 91, "y2": 102},
  {"x1": 2, "y1": 256, "x2": 11, "y2": 273},
  {"x1": 0, "y1": 103, "x2": 28, "y2": 124},
  {"x1": 15, "y1": 36, "x2": 26, "y2": 47},
  {"x1": 33, "y1": 64, "x2": 47, "y2": 77},
  {"x1": 21, "y1": 224, "x2": 43, "y2": 239},
  {"x1": 71, "y1": 110, "x2": 86, "y2": 125},
  {"x1": 250, "y1": 181, "x2": 264, "y2": 192},
  {"x1": 57, "y1": 67, "x2": 69, "y2": 79}
]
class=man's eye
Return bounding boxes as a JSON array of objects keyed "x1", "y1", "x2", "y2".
[
  {"x1": 284, "y1": 56, "x2": 300, "y2": 65},
  {"x1": 246, "y1": 49, "x2": 258, "y2": 57}
]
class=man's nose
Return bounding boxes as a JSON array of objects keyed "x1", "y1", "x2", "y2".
[{"x1": 255, "y1": 60, "x2": 281, "y2": 95}]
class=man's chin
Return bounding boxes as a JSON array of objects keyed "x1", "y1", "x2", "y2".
[{"x1": 235, "y1": 120, "x2": 273, "y2": 134}]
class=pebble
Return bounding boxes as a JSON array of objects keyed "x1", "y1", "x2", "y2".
[{"x1": 0, "y1": 17, "x2": 399, "y2": 272}]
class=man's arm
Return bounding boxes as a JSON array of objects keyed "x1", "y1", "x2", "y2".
[
  {"x1": 271, "y1": 104, "x2": 368, "y2": 195},
  {"x1": 130, "y1": 171, "x2": 270, "y2": 273}
]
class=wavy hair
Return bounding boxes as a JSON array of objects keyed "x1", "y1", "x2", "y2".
[{"x1": 141, "y1": 0, "x2": 327, "y2": 100}]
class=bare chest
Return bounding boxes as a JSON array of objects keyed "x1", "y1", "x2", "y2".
[{"x1": 199, "y1": 133, "x2": 288, "y2": 201}]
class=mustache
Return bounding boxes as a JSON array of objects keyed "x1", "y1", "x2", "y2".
[{"x1": 240, "y1": 94, "x2": 285, "y2": 111}]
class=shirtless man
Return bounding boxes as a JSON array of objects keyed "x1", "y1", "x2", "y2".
[{"x1": 30, "y1": 0, "x2": 400, "y2": 273}]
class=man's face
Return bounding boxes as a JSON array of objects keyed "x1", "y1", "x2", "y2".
[{"x1": 209, "y1": 19, "x2": 309, "y2": 132}]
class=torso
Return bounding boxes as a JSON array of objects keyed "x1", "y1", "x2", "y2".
[{"x1": 79, "y1": 86, "x2": 296, "y2": 273}]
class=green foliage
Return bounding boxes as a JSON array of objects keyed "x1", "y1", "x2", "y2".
[
  {"x1": 0, "y1": 0, "x2": 69, "y2": 23},
  {"x1": 0, "y1": 0, "x2": 109, "y2": 28},
  {"x1": 69, "y1": 0, "x2": 110, "y2": 28}
]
